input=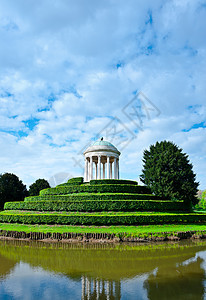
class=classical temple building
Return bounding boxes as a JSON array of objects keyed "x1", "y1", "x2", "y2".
[{"x1": 83, "y1": 139, "x2": 120, "y2": 182}]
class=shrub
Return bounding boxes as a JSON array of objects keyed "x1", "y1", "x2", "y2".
[
  {"x1": 29, "y1": 179, "x2": 50, "y2": 196},
  {"x1": 59, "y1": 177, "x2": 84, "y2": 186},
  {"x1": 24, "y1": 193, "x2": 161, "y2": 202},
  {"x1": 0, "y1": 173, "x2": 28, "y2": 209},
  {"x1": 140, "y1": 141, "x2": 199, "y2": 206},
  {"x1": 195, "y1": 190, "x2": 206, "y2": 210},
  {"x1": 4, "y1": 199, "x2": 187, "y2": 212},
  {"x1": 0, "y1": 211, "x2": 205, "y2": 225},
  {"x1": 40, "y1": 184, "x2": 151, "y2": 196}
]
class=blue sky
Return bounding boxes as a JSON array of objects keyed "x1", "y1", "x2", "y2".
[{"x1": 0, "y1": 0, "x2": 205, "y2": 189}]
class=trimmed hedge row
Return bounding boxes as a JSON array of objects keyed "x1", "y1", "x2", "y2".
[
  {"x1": 58, "y1": 177, "x2": 84, "y2": 186},
  {"x1": 89, "y1": 179, "x2": 138, "y2": 185},
  {"x1": 40, "y1": 184, "x2": 151, "y2": 196},
  {"x1": 0, "y1": 211, "x2": 205, "y2": 225},
  {"x1": 4, "y1": 200, "x2": 187, "y2": 212},
  {"x1": 24, "y1": 193, "x2": 161, "y2": 202}
]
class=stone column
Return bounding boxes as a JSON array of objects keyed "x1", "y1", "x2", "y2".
[
  {"x1": 87, "y1": 158, "x2": 90, "y2": 181},
  {"x1": 117, "y1": 159, "x2": 119, "y2": 179},
  {"x1": 107, "y1": 156, "x2": 110, "y2": 179},
  {"x1": 90, "y1": 157, "x2": 93, "y2": 181},
  {"x1": 98, "y1": 155, "x2": 101, "y2": 179},
  {"x1": 95, "y1": 162, "x2": 97, "y2": 180},
  {"x1": 87, "y1": 159, "x2": 89, "y2": 181},
  {"x1": 103, "y1": 163, "x2": 105, "y2": 179},
  {"x1": 84, "y1": 159, "x2": 87, "y2": 182},
  {"x1": 114, "y1": 158, "x2": 117, "y2": 179},
  {"x1": 110, "y1": 161, "x2": 112, "y2": 179}
]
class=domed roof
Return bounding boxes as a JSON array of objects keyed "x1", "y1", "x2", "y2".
[
  {"x1": 84, "y1": 139, "x2": 120, "y2": 155},
  {"x1": 92, "y1": 140, "x2": 115, "y2": 147}
]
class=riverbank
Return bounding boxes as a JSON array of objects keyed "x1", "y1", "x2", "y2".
[{"x1": 0, "y1": 223, "x2": 206, "y2": 242}]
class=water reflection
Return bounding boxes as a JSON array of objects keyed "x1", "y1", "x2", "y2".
[
  {"x1": 81, "y1": 277, "x2": 121, "y2": 299},
  {"x1": 0, "y1": 240, "x2": 206, "y2": 299},
  {"x1": 144, "y1": 256, "x2": 205, "y2": 300}
]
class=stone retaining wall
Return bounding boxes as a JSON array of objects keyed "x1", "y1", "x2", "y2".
[{"x1": 0, "y1": 230, "x2": 206, "y2": 242}]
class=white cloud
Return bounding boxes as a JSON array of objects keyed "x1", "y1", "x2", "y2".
[{"x1": 0, "y1": 0, "x2": 205, "y2": 189}]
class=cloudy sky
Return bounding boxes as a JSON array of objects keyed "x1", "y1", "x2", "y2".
[{"x1": 0, "y1": 0, "x2": 205, "y2": 188}]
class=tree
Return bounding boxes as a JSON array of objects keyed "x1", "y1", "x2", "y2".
[
  {"x1": 140, "y1": 141, "x2": 199, "y2": 206},
  {"x1": 29, "y1": 179, "x2": 50, "y2": 196},
  {"x1": 0, "y1": 173, "x2": 28, "y2": 210},
  {"x1": 196, "y1": 190, "x2": 206, "y2": 210}
]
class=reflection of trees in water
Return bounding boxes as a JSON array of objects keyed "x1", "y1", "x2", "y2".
[
  {"x1": 0, "y1": 253, "x2": 17, "y2": 279},
  {"x1": 144, "y1": 256, "x2": 205, "y2": 300},
  {"x1": 1, "y1": 240, "x2": 206, "y2": 299},
  {"x1": 81, "y1": 276, "x2": 121, "y2": 300}
]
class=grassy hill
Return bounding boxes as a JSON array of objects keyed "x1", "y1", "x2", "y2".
[{"x1": 0, "y1": 177, "x2": 205, "y2": 226}]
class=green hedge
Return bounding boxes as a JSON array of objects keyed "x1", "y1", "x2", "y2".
[
  {"x1": 24, "y1": 193, "x2": 161, "y2": 202},
  {"x1": 40, "y1": 184, "x2": 151, "y2": 196},
  {"x1": 0, "y1": 211, "x2": 205, "y2": 225},
  {"x1": 4, "y1": 200, "x2": 187, "y2": 212},
  {"x1": 89, "y1": 179, "x2": 137, "y2": 185},
  {"x1": 57, "y1": 177, "x2": 84, "y2": 186}
]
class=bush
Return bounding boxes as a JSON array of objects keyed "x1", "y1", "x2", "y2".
[
  {"x1": 0, "y1": 173, "x2": 28, "y2": 209},
  {"x1": 58, "y1": 177, "x2": 84, "y2": 186},
  {"x1": 29, "y1": 179, "x2": 50, "y2": 196},
  {"x1": 4, "y1": 199, "x2": 187, "y2": 212},
  {"x1": 140, "y1": 141, "x2": 199, "y2": 206},
  {"x1": 24, "y1": 193, "x2": 161, "y2": 202},
  {"x1": 195, "y1": 190, "x2": 206, "y2": 210},
  {"x1": 40, "y1": 184, "x2": 151, "y2": 196},
  {"x1": 0, "y1": 211, "x2": 205, "y2": 225}
]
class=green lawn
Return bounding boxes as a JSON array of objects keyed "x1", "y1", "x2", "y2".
[{"x1": 0, "y1": 223, "x2": 206, "y2": 235}]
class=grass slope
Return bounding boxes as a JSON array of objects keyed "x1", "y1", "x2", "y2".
[
  {"x1": 0, "y1": 223, "x2": 206, "y2": 236},
  {"x1": 1, "y1": 178, "x2": 203, "y2": 232}
]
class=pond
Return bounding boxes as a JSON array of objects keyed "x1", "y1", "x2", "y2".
[{"x1": 0, "y1": 239, "x2": 206, "y2": 299}]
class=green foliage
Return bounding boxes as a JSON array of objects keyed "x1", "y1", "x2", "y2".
[
  {"x1": 58, "y1": 177, "x2": 84, "y2": 186},
  {"x1": 29, "y1": 179, "x2": 50, "y2": 196},
  {"x1": 140, "y1": 141, "x2": 199, "y2": 206},
  {"x1": 67, "y1": 177, "x2": 84, "y2": 184},
  {"x1": 0, "y1": 211, "x2": 205, "y2": 225},
  {"x1": 195, "y1": 190, "x2": 206, "y2": 210},
  {"x1": 1, "y1": 223, "x2": 206, "y2": 236},
  {"x1": 0, "y1": 173, "x2": 28, "y2": 209},
  {"x1": 4, "y1": 199, "x2": 187, "y2": 212},
  {"x1": 90, "y1": 179, "x2": 138, "y2": 185},
  {"x1": 1, "y1": 173, "x2": 196, "y2": 229},
  {"x1": 40, "y1": 184, "x2": 151, "y2": 196},
  {"x1": 24, "y1": 193, "x2": 160, "y2": 202}
]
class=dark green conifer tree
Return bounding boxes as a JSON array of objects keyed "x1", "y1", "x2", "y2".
[{"x1": 140, "y1": 141, "x2": 199, "y2": 206}]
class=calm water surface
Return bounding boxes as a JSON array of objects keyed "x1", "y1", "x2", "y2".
[{"x1": 0, "y1": 239, "x2": 206, "y2": 299}]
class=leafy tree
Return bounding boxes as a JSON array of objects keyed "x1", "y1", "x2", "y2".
[
  {"x1": 196, "y1": 190, "x2": 206, "y2": 210},
  {"x1": 140, "y1": 141, "x2": 199, "y2": 207},
  {"x1": 29, "y1": 179, "x2": 50, "y2": 196},
  {"x1": 0, "y1": 173, "x2": 28, "y2": 210}
]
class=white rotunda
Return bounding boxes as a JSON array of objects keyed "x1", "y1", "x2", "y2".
[{"x1": 83, "y1": 139, "x2": 121, "y2": 182}]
